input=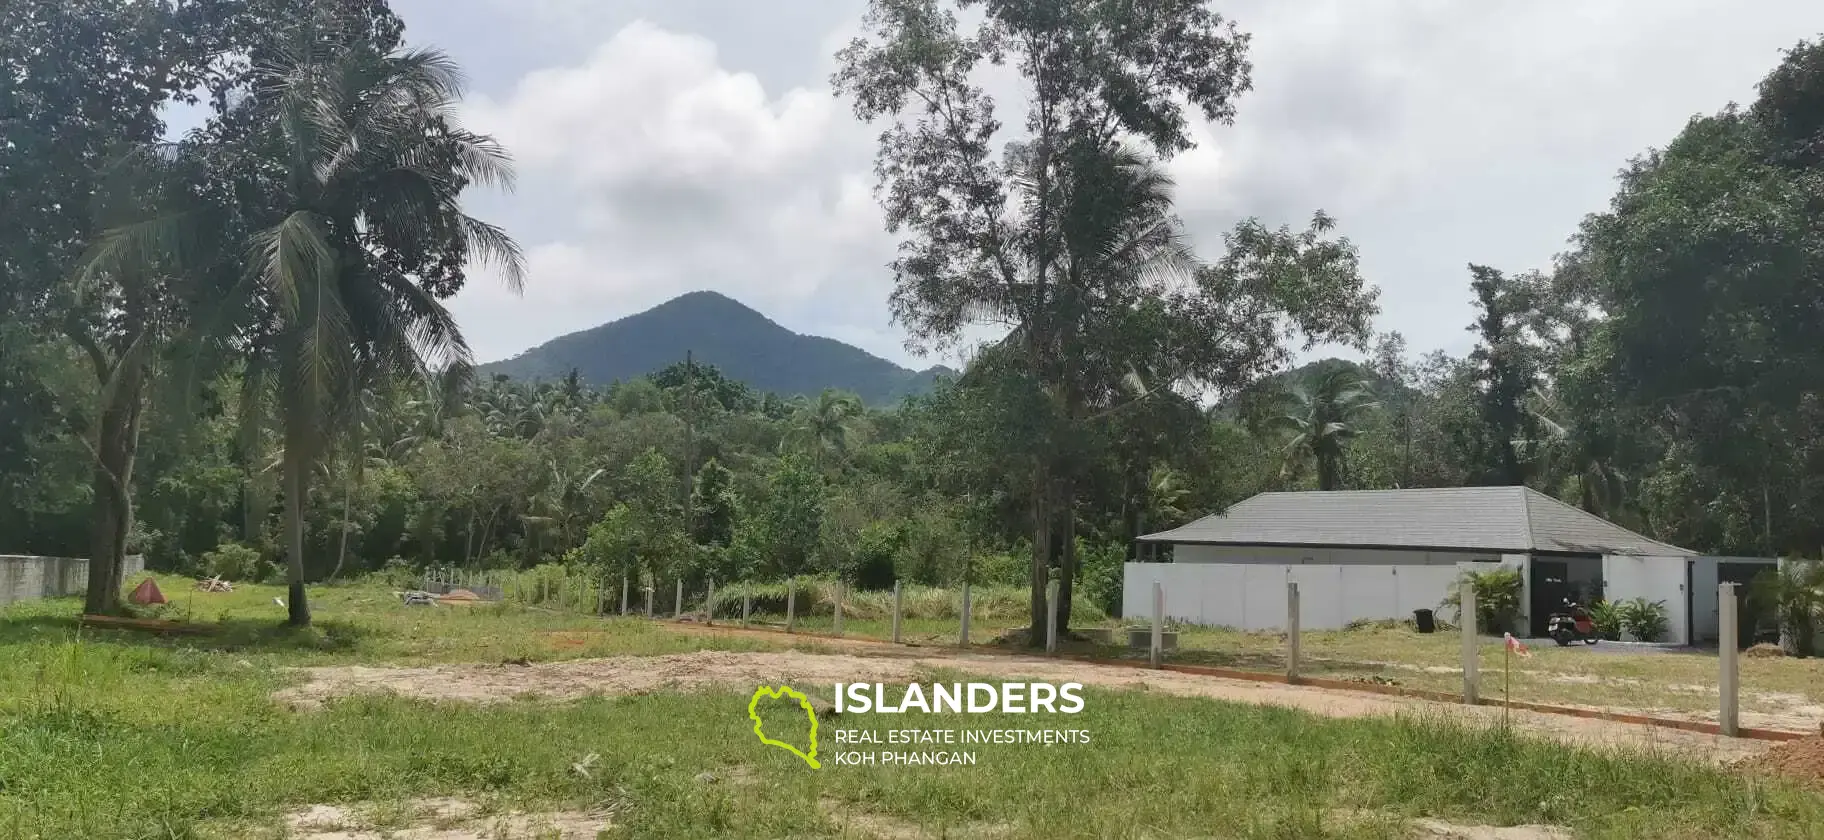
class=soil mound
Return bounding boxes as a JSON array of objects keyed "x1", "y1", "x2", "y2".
[{"x1": 1741, "y1": 736, "x2": 1824, "y2": 788}]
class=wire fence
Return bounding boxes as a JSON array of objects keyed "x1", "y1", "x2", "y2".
[{"x1": 409, "y1": 568, "x2": 1798, "y2": 739}]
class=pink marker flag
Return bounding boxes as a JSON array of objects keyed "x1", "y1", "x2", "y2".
[{"x1": 1504, "y1": 632, "x2": 1531, "y2": 658}]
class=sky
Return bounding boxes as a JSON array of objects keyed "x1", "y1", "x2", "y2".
[{"x1": 334, "y1": 1, "x2": 1824, "y2": 370}]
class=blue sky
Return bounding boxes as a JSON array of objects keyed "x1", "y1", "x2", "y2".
[{"x1": 174, "y1": 1, "x2": 1824, "y2": 372}]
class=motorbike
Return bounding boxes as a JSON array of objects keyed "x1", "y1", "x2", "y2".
[{"x1": 1546, "y1": 598, "x2": 1599, "y2": 646}]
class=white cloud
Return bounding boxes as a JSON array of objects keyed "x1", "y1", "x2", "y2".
[
  {"x1": 452, "y1": 20, "x2": 905, "y2": 366},
  {"x1": 442, "y1": 1, "x2": 1824, "y2": 374}
]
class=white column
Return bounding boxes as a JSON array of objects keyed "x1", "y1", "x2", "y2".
[
  {"x1": 1150, "y1": 580, "x2": 1164, "y2": 668},
  {"x1": 1460, "y1": 581, "x2": 1479, "y2": 704},
  {"x1": 1719, "y1": 582, "x2": 1740, "y2": 737},
  {"x1": 891, "y1": 580, "x2": 903, "y2": 644},
  {"x1": 960, "y1": 582, "x2": 972, "y2": 647},
  {"x1": 1045, "y1": 578, "x2": 1060, "y2": 654},
  {"x1": 1287, "y1": 581, "x2": 1302, "y2": 680}
]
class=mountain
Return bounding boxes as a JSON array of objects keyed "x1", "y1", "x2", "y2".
[{"x1": 478, "y1": 291, "x2": 958, "y2": 404}]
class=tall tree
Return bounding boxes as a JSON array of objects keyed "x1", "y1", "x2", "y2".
[
  {"x1": 1466, "y1": 264, "x2": 1545, "y2": 487},
  {"x1": 2, "y1": 0, "x2": 240, "y2": 612},
  {"x1": 836, "y1": 1, "x2": 1374, "y2": 638},
  {"x1": 104, "y1": 15, "x2": 526, "y2": 623},
  {"x1": 1276, "y1": 367, "x2": 1380, "y2": 491}
]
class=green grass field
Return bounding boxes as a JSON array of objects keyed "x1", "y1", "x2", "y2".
[{"x1": 0, "y1": 576, "x2": 1820, "y2": 839}]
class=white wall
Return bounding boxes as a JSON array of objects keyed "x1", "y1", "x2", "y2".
[
  {"x1": 1125, "y1": 546, "x2": 1497, "y2": 631},
  {"x1": 1601, "y1": 555, "x2": 1690, "y2": 646}
]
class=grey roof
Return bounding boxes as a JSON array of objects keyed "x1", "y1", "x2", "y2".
[{"x1": 1137, "y1": 487, "x2": 1693, "y2": 556}]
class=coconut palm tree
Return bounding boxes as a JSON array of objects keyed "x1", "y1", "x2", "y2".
[
  {"x1": 253, "y1": 35, "x2": 525, "y2": 624},
  {"x1": 1519, "y1": 385, "x2": 1627, "y2": 517},
  {"x1": 1277, "y1": 367, "x2": 1381, "y2": 491},
  {"x1": 786, "y1": 390, "x2": 864, "y2": 471},
  {"x1": 92, "y1": 29, "x2": 524, "y2": 624},
  {"x1": 1748, "y1": 559, "x2": 1824, "y2": 657}
]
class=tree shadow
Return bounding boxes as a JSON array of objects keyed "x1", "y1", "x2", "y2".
[{"x1": 0, "y1": 612, "x2": 370, "y2": 656}]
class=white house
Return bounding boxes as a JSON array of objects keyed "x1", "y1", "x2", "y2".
[{"x1": 1125, "y1": 487, "x2": 1762, "y2": 646}]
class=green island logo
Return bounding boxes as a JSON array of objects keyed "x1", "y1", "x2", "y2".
[{"x1": 747, "y1": 685, "x2": 821, "y2": 769}]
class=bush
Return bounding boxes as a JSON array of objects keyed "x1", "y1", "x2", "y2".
[
  {"x1": 1616, "y1": 597, "x2": 1669, "y2": 642},
  {"x1": 201, "y1": 542, "x2": 262, "y2": 582},
  {"x1": 1440, "y1": 567, "x2": 1523, "y2": 633},
  {"x1": 1588, "y1": 600, "x2": 1623, "y2": 641},
  {"x1": 708, "y1": 579, "x2": 1108, "y2": 624}
]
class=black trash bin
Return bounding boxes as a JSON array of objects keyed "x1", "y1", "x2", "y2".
[{"x1": 1412, "y1": 608, "x2": 1436, "y2": 634}]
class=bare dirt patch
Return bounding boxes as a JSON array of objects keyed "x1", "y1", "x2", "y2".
[
  {"x1": 275, "y1": 650, "x2": 924, "y2": 709},
  {"x1": 277, "y1": 797, "x2": 610, "y2": 839},
  {"x1": 820, "y1": 797, "x2": 1014, "y2": 840},
  {"x1": 1410, "y1": 819, "x2": 1573, "y2": 840},
  {"x1": 277, "y1": 644, "x2": 1768, "y2": 763}
]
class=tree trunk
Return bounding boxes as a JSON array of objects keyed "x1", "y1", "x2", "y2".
[
  {"x1": 82, "y1": 353, "x2": 148, "y2": 616},
  {"x1": 1028, "y1": 466, "x2": 1051, "y2": 648},
  {"x1": 282, "y1": 414, "x2": 313, "y2": 627}
]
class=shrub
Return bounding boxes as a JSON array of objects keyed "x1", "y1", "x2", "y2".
[
  {"x1": 201, "y1": 542, "x2": 262, "y2": 582},
  {"x1": 708, "y1": 580, "x2": 1108, "y2": 624},
  {"x1": 1615, "y1": 597, "x2": 1669, "y2": 642},
  {"x1": 1588, "y1": 600, "x2": 1623, "y2": 641},
  {"x1": 1440, "y1": 567, "x2": 1523, "y2": 633}
]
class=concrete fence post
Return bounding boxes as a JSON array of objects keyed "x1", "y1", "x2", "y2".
[
  {"x1": 1460, "y1": 581, "x2": 1479, "y2": 704},
  {"x1": 960, "y1": 582, "x2": 972, "y2": 647},
  {"x1": 1046, "y1": 578, "x2": 1060, "y2": 654},
  {"x1": 674, "y1": 579, "x2": 683, "y2": 618},
  {"x1": 1719, "y1": 582, "x2": 1740, "y2": 737},
  {"x1": 742, "y1": 591, "x2": 751, "y2": 627},
  {"x1": 786, "y1": 578, "x2": 797, "y2": 633},
  {"x1": 1150, "y1": 580, "x2": 1164, "y2": 669},
  {"x1": 620, "y1": 577, "x2": 629, "y2": 615},
  {"x1": 891, "y1": 580, "x2": 903, "y2": 644},
  {"x1": 1287, "y1": 581, "x2": 1302, "y2": 680},
  {"x1": 834, "y1": 581, "x2": 845, "y2": 637},
  {"x1": 706, "y1": 579, "x2": 716, "y2": 626},
  {"x1": 597, "y1": 577, "x2": 606, "y2": 615},
  {"x1": 644, "y1": 584, "x2": 654, "y2": 619}
]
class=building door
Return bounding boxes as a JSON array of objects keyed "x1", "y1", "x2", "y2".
[{"x1": 1529, "y1": 559, "x2": 1569, "y2": 637}]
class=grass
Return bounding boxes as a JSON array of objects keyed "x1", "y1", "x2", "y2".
[
  {"x1": 1, "y1": 575, "x2": 1821, "y2": 838},
  {"x1": 680, "y1": 589, "x2": 1824, "y2": 731}
]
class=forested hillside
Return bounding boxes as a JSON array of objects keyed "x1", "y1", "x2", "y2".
[
  {"x1": 478, "y1": 291, "x2": 957, "y2": 405},
  {"x1": 2, "y1": 0, "x2": 1821, "y2": 634}
]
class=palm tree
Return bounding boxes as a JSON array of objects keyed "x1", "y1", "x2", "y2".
[
  {"x1": 1277, "y1": 368, "x2": 1380, "y2": 491},
  {"x1": 787, "y1": 390, "x2": 864, "y2": 470},
  {"x1": 1520, "y1": 385, "x2": 1627, "y2": 517},
  {"x1": 95, "y1": 30, "x2": 524, "y2": 625},
  {"x1": 1007, "y1": 140, "x2": 1200, "y2": 636},
  {"x1": 260, "y1": 36, "x2": 525, "y2": 624},
  {"x1": 1748, "y1": 559, "x2": 1824, "y2": 657}
]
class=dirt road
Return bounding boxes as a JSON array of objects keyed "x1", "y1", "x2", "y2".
[{"x1": 278, "y1": 625, "x2": 1769, "y2": 764}]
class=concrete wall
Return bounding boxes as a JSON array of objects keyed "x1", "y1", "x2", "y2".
[
  {"x1": 1125, "y1": 546, "x2": 1502, "y2": 631},
  {"x1": 0, "y1": 555, "x2": 146, "y2": 608},
  {"x1": 1601, "y1": 554, "x2": 1690, "y2": 646}
]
